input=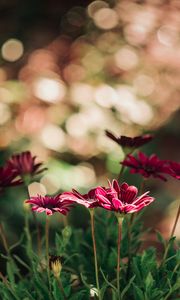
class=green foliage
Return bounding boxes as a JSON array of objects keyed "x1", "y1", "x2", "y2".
[{"x1": 0, "y1": 209, "x2": 179, "y2": 300}]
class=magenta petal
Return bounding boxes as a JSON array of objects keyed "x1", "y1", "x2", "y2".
[
  {"x1": 124, "y1": 186, "x2": 138, "y2": 203},
  {"x1": 120, "y1": 182, "x2": 128, "y2": 191},
  {"x1": 96, "y1": 194, "x2": 111, "y2": 205},
  {"x1": 34, "y1": 207, "x2": 45, "y2": 213},
  {"x1": 112, "y1": 198, "x2": 123, "y2": 211},
  {"x1": 45, "y1": 208, "x2": 53, "y2": 215}
]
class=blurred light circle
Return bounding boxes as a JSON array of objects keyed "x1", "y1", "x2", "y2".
[
  {"x1": 67, "y1": 7, "x2": 85, "y2": 27},
  {"x1": 41, "y1": 174, "x2": 60, "y2": 194},
  {"x1": 0, "y1": 68, "x2": 7, "y2": 81},
  {"x1": 0, "y1": 102, "x2": 11, "y2": 125},
  {"x1": 0, "y1": 87, "x2": 13, "y2": 103},
  {"x1": 128, "y1": 100, "x2": 153, "y2": 125},
  {"x1": 133, "y1": 74, "x2": 155, "y2": 96},
  {"x1": 63, "y1": 64, "x2": 85, "y2": 83},
  {"x1": 1, "y1": 39, "x2": 24, "y2": 62},
  {"x1": 28, "y1": 182, "x2": 47, "y2": 197},
  {"x1": 66, "y1": 113, "x2": 90, "y2": 137},
  {"x1": 124, "y1": 24, "x2": 148, "y2": 45},
  {"x1": 87, "y1": 1, "x2": 109, "y2": 18},
  {"x1": 114, "y1": 47, "x2": 139, "y2": 70},
  {"x1": 33, "y1": 77, "x2": 66, "y2": 103},
  {"x1": 157, "y1": 26, "x2": 178, "y2": 47},
  {"x1": 70, "y1": 83, "x2": 94, "y2": 104},
  {"x1": 72, "y1": 164, "x2": 96, "y2": 187},
  {"x1": 93, "y1": 8, "x2": 119, "y2": 30},
  {"x1": 94, "y1": 84, "x2": 118, "y2": 107},
  {"x1": 40, "y1": 124, "x2": 66, "y2": 151}
]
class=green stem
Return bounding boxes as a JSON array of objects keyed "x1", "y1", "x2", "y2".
[
  {"x1": 45, "y1": 216, "x2": 52, "y2": 297},
  {"x1": 170, "y1": 204, "x2": 180, "y2": 238},
  {"x1": 56, "y1": 277, "x2": 67, "y2": 300},
  {"x1": 0, "y1": 222, "x2": 10, "y2": 256},
  {"x1": 161, "y1": 204, "x2": 180, "y2": 268},
  {"x1": 126, "y1": 215, "x2": 132, "y2": 280},
  {"x1": 24, "y1": 211, "x2": 33, "y2": 260},
  {"x1": 89, "y1": 209, "x2": 101, "y2": 300},
  {"x1": 139, "y1": 179, "x2": 146, "y2": 194},
  {"x1": 116, "y1": 215, "x2": 123, "y2": 300},
  {"x1": 25, "y1": 184, "x2": 42, "y2": 257},
  {"x1": 118, "y1": 165, "x2": 125, "y2": 183}
]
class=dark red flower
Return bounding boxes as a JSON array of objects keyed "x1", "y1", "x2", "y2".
[
  {"x1": 7, "y1": 151, "x2": 46, "y2": 178},
  {"x1": 26, "y1": 194, "x2": 73, "y2": 216},
  {"x1": 164, "y1": 161, "x2": 180, "y2": 180},
  {"x1": 121, "y1": 152, "x2": 169, "y2": 181},
  {"x1": 105, "y1": 130, "x2": 153, "y2": 149},
  {"x1": 61, "y1": 188, "x2": 99, "y2": 209},
  {"x1": 0, "y1": 165, "x2": 21, "y2": 189},
  {"x1": 95, "y1": 179, "x2": 154, "y2": 214}
]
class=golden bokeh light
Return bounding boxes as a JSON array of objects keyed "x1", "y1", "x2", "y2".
[
  {"x1": 40, "y1": 124, "x2": 66, "y2": 151},
  {"x1": 93, "y1": 8, "x2": 119, "y2": 30},
  {"x1": 0, "y1": 102, "x2": 11, "y2": 125},
  {"x1": 94, "y1": 84, "x2": 118, "y2": 108},
  {"x1": 33, "y1": 77, "x2": 66, "y2": 103},
  {"x1": 28, "y1": 182, "x2": 47, "y2": 197},
  {"x1": 1, "y1": 39, "x2": 24, "y2": 62},
  {"x1": 87, "y1": 1, "x2": 109, "y2": 18},
  {"x1": 114, "y1": 47, "x2": 139, "y2": 71}
]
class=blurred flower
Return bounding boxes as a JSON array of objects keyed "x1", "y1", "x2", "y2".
[
  {"x1": 0, "y1": 165, "x2": 21, "y2": 189},
  {"x1": 95, "y1": 180, "x2": 154, "y2": 213},
  {"x1": 121, "y1": 152, "x2": 169, "y2": 181},
  {"x1": 61, "y1": 188, "x2": 99, "y2": 208},
  {"x1": 7, "y1": 151, "x2": 46, "y2": 181},
  {"x1": 26, "y1": 194, "x2": 73, "y2": 215},
  {"x1": 105, "y1": 130, "x2": 153, "y2": 150},
  {"x1": 49, "y1": 255, "x2": 62, "y2": 278},
  {"x1": 165, "y1": 161, "x2": 180, "y2": 180}
]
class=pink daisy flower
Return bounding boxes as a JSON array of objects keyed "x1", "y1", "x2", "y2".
[
  {"x1": 121, "y1": 152, "x2": 170, "y2": 181},
  {"x1": 61, "y1": 188, "x2": 99, "y2": 209},
  {"x1": 105, "y1": 130, "x2": 153, "y2": 149},
  {"x1": 26, "y1": 194, "x2": 73, "y2": 216},
  {"x1": 95, "y1": 179, "x2": 154, "y2": 214},
  {"x1": 7, "y1": 151, "x2": 46, "y2": 177}
]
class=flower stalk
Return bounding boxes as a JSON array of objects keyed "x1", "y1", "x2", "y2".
[
  {"x1": 116, "y1": 214, "x2": 123, "y2": 300},
  {"x1": 89, "y1": 209, "x2": 101, "y2": 300},
  {"x1": 170, "y1": 203, "x2": 180, "y2": 238},
  {"x1": 45, "y1": 216, "x2": 51, "y2": 296}
]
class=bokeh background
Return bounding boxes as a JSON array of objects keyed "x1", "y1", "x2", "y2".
[{"x1": 0, "y1": 0, "x2": 180, "y2": 257}]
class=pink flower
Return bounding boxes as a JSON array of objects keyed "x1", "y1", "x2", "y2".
[
  {"x1": 0, "y1": 165, "x2": 21, "y2": 189},
  {"x1": 95, "y1": 180, "x2": 154, "y2": 214},
  {"x1": 121, "y1": 152, "x2": 169, "y2": 181},
  {"x1": 105, "y1": 130, "x2": 153, "y2": 149},
  {"x1": 26, "y1": 194, "x2": 73, "y2": 216},
  {"x1": 7, "y1": 151, "x2": 46, "y2": 178},
  {"x1": 164, "y1": 161, "x2": 180, "y2": 180},
  {"x1": 61, "y1": 188, "x2": 99, "y2": 209}
]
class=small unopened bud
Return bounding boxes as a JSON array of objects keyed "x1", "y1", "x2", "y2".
[
  {"x1": 49, "y1": 255, "x2": 62, "y2": 278},
  {"x1": 23, "y1": 200, "x2": 31, "y2": 212}
]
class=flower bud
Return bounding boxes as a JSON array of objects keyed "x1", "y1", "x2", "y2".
[
  {"x1": 23, "y1": 200, "x2": 31, "y2": 212},
  {"x1": 49, "y1": 255, "x2": 62, "y2": 278}
]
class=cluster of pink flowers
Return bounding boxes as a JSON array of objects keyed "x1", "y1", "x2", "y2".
[
  {"x1": 1, "y1": 132, "x2": 179, "y2": 218},
  {"x1": 121, "y1": 152, "x2": 180, "y2": 181},
  {"x1": 0, "y1": 151, "x2": 45, "y2": 190},
  {"x1": 106, "y1": 131, "x2": 180, "y2": 181},
  {"x1": 26, "y1": 180, "x2": 155, "y2": 216}
]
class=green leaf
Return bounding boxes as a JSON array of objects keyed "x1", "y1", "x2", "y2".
[
  {"x1": 69, "y1": 290, "x2": 89, "y2": 300},
  {"x1": 132, "y1": 284, "x2": 144, "y2": 300},
  {"x1": 156, "y1": 231, "x2": 166, "y2": 247},
  {"x1": 145, "y1": 272, "x2": 154, "y2": 289},
  {"x1": 121, "y1": 275, "x2": 136, "y2": 299}
]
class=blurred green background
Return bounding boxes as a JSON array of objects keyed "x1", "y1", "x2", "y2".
[{"x1": 0, "y1": 0, "x2": 180, "y2": 265}]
